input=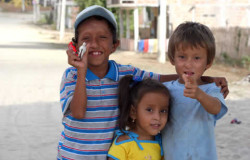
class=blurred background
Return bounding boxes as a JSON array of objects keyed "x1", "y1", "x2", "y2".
[{"x1": 0, "y1": 0, "x2": 249, "y2": 160}]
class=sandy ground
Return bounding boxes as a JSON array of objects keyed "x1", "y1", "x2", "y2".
[{"x1": 0, "y1": 11, "x2": 249, "y2": 160}]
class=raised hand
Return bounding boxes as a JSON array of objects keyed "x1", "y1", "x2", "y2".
[
  {"x1": 182, "y1": 74, "x2": 201, "y2": 99},
  {"x1": 66, "y1": 44, "x2": 89, "y2": 71}
]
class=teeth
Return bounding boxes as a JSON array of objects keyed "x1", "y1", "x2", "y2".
[
  {"x1": 184, "y1": 72, "x2": 193, "y2": 75},
  {"x1": 92, "y1": 52, "x2": 101, "y2": 55},
  {"x1": 152, "y1": 124, "x2": 160, "y2": 127}
]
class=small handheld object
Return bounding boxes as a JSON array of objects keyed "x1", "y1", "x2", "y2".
[
  {"x1": 68, "y1": 41, "x2": 77, "y2": 54},
  {"x1": 68, "y1": 42, "x2": 86, "y2": 59},
  {"x1": 78, "y1": 42, "x2": 86, "y2": 59}
]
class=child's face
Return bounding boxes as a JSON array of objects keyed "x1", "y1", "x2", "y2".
[
  {"x1": 171, "y1": 44, "x2": 212, "y2": 85},
  {"x1": 76, "y1": 18, "x2": 119, "y2": 70},
  {"x1": 131, "y1": 92, "x2": 169, "y2": 140}
]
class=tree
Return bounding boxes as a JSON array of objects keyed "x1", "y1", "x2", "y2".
[
  {"x1": 74, "y1": 0, "x2": 106, "y2": 11},
  {"x1": 74, "y1": 0, "x2": 119, "y2": 26}
]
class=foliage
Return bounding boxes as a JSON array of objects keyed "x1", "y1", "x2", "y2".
[
  {"x1": 241, "y1": 56, "x2": 250, "y2": 70},
  {"x1": 10, "y1": 0, "x2": 32, "y2": 7},
  {"x1": 10, "y1": 0, "x2": 22, "y2": 7},
  {"x1": 219, "y1": 52, "x2": 250, "y2": 70},
  {"x1": 74, "y1": 0, "x2": 120, "y2": 35},
  {"x1": 74, "y1": 0, "x2": 106, "y2": 11}
]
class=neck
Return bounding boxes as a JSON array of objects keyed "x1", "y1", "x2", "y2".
[
  {"x1": 88, "y1": 64, "x2": 109, "y2": 79},
  {"x1": 130, "y1": 129, "x2": 154, "y2": 141}
]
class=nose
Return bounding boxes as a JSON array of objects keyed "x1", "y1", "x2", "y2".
[
  {"x1": 184, "y1": 58, "x2": 192, "y2": 68},
  {"x1": 88, "y1": 37, "x2": 98, "y2": 48},
  {"x1": 153, "y1": 111, "x2": 161, "y2": 121}
]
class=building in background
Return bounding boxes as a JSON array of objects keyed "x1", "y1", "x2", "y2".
[{"x1": 107, "y1": 0, "x2": 250, "y2": 62}]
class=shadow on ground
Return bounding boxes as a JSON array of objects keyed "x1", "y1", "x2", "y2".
[{"x1": 0, "y1": 42, "x2": 67, "y2": 50}]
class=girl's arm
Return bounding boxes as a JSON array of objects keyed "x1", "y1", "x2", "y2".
[{"x1": 159, "y1": 74, "x2": 179, "y2": 82}]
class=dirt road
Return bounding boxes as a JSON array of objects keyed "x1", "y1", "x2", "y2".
[{"x1": 0, "y1": 11, "x2": 249, "y2": 160}]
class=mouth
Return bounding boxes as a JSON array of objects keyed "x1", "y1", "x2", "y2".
[
  {"x1": 184, "y1": 71, "x2": 194, "y2": 76},
  {"x1": 89, "y1": 51, "x2": 102, "y2": 56},
  {"x1": 151, "y1": 124, "x2": 161, "y2": 129}
]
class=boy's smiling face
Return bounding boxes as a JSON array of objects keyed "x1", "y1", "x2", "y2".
[{"x1": 76, "y1": 17, "x2": 119, "y2": 75}]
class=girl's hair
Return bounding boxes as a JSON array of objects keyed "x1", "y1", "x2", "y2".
[
  {"x1": 118, "y1": 75, "x2": 170, "y2": 131},
  {"x1": 72, "y1": 16, "x2": 118, "y2": 45},
  {"x1": 168, "y1": 21, "x2": 215, "y2": 65}
]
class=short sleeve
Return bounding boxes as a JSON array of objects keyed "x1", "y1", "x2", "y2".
[
  {"x1": 206, "y1": 84, "x2": 228, "y2": 120},
  {"x1": 131, "y1": 66, "x2": 160, "y2": 81},
  {"x1": 59, "y1": 67, "x2": 77, "y2": 115},
  {"x1": 108, "y1": 141, "x2": 127, "y2": 160}
]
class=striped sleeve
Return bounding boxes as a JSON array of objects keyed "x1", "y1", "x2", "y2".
[
  {"x1": 60, "y1": 67, "x2": 77, "y2": 115},
  {"x1": 132, "y1": 66, "x2": 160, "y2": 80},
  {"x1": 117, "y1": 63, "x2": 160, "y2": 81}
]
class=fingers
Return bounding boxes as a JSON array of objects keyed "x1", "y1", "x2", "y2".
[
  {"x1": 182, "y1": 74, "x2": 190, "y2": 85},
  {"x1": 214, "y1": 77, "x2": 227, "y2": 87},
  {"x1": 213, "y1": 77, "x2": 229, "y2": 98},
  {"x1": 66, "y1": 49, "x2": 81, "y2": 65},
  {"x1": 182, "y1": 74, "x2": 196, "y2": 86},
  {"x1": 221, "y1": 86, "x2": 229, "y2": 98}
]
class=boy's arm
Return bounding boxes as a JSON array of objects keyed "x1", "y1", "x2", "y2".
[
  {"x1": 160, "y1": 74, "x2": 229, "y2": 98},
  {"x1": 196, "y1": 89, "x2": 221, "y2": 114},
  {"x1": 201, "y1": 76, "x2": 229, "y2": 98},
  {"x1": 67, "y1": 48, "x2": 88, "y2": 119},
  {"x1": 159, "y1": 74, "x2": 179, "y2": 82},
  {"x1": 183, "y1": 74, "x2": 221, "y2": 115}
]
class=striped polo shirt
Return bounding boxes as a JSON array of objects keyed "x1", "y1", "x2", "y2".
[{"x1": 57, "y1": 60, "x2": 160, "y2": 160}]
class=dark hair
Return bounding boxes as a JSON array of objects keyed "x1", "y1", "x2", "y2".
[
  {"x1": 72, "y1": 16, "x2": 117, "y2": 45},
  {"x1": 168, "y1": 21, "x2": 215, "y2": 65},
  {"x1": 118, "y1": 75, "x2": 170, "y2": 131}
]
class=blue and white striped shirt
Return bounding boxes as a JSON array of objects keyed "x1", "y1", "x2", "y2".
[{"x1": 57, "y1": 60, "x2": 160, "y2": 160}]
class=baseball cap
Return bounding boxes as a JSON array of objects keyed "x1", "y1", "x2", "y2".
[{"x1": 74, "y1": 5, "x2": 117, "y2": 31}]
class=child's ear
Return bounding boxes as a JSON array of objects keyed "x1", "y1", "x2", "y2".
[
  {"x1": 129, "y1": 105, "x2": 137, "y2": 120},
  {"x1": 111, "y1": 40, "x2": 120, "y2": 53}
]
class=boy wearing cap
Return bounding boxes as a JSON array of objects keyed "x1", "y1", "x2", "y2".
[{"x1": 58, "y1": 5, "x2": 229, "y2": 160}]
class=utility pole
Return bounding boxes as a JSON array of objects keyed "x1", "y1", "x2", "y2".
[
  {"x1": 22, "y1": 0, "x2": 25, "y2": 12},
  {"x1": 134, "y1": 7, "x2": 139, "y2": 52},
  {"x1": 60, "y1": 0, "x2": 66, "y2": 40},
  {"x1": 157, "y1": 0, "x2": 167, "y2": 63},
  {"x1": 33, "y1": 0, "x2": 40, "y2": 23}
]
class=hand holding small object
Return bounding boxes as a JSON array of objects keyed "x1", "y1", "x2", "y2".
[{"x1": 79, "y1": 42, "x2": 86, "y2": 59}]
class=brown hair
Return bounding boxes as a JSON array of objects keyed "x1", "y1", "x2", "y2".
[
  {"x1": 118, "y1": 75, "x2": 170, "y2": 131},
  {"x1": 168, "y1": 21, "x2": 215, "y2": 65}
]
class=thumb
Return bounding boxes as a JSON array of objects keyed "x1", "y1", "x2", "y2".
[
  {"x1": 182, "y1": 74, "x2": 196, "y2": 85},
  {"x1": 182, "y1": 74, "x2": 190, "y2": 84}
]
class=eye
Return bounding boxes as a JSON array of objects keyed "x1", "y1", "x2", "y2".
[
  {"x1": 81, "y1": 37, "x2": 89, "y2": 41},
  {"x1": 100, "y1": 36, "x2": 107, "y2": 39},
  {"x1": 146, "y1": 108, "x2": 153, "y2": 112},
  {"x1": 160, "y1": 109, "x2": 168, "y2": 114},
  {"x1": 195, "y1": 56, "x2": 200, "y2": 60},
  {"x1": 178, "y1": 55, "x2": 185, "y2": 59}
]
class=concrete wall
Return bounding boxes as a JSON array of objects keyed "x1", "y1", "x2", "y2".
[{"x1": 213, "y1": 28, "x2": 250, "y2": 59}]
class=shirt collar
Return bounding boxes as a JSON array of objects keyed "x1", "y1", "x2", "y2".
[{"x1": 85, "y1": 60, "x2": 118, "y2": 81}]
